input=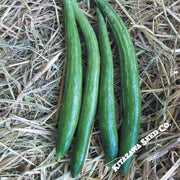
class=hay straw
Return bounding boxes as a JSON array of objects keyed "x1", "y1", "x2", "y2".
[{"x1": 0, "y1": 0, "x2": 179, "y2": 179}]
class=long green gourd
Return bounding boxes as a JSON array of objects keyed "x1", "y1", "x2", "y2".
[
  {"x1": 96, "y1": 7, "x2": 118, "y2": 166},
  {"x1": 70, "y1": 0, "x2": 100, "y2": 178},
  {"x1": 95, "y1": 0, "x2": 141, "y2": 174},
  {"x1": 56, "y1": 0, "x2": 82, "y2": 159}
]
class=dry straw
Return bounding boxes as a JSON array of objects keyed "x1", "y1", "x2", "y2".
[{"x1": 0, "y1": 0, "x2": 179, "y2": 179}]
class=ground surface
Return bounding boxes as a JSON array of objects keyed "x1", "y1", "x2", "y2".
[{"x1": 0, "y1": 0, "x2": 179, "y2": 179}]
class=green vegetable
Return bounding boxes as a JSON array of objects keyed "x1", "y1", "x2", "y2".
[
  {"x1": 96, "y1": 7, "x2": 118, "y2": 166},
  {"x1": 56, "y1": 0, "x2": 82, "y2": 159},
  {"x1": 71, "y1": 0, "x2": 100, "y2": 178},
  {"x1": 95, "y1": 0, "x2": 141, "y2": 174}
]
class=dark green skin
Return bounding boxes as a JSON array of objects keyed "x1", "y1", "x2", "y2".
[
  {"x1": 95, "y1": 0, "x2": 141, "y2": 174},
  {"x1": 96, "y1": 7, "x2": 118, "y2": 166},
  {"x1": 56, "y1": 0, "x2": 82, "y2": 159},
  {"x1": 71, "y1": 0, "x2": 100, "y2": 178}
]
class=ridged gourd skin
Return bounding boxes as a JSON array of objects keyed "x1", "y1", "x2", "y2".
[
  {"x1": 70, "y1": 0, "x2": 100, "y2": 178},
  {"x1": 95, "y1": 0, "x2": 141, "y2": 174},
  {"x1": 96, "y1": 7, "x2": 118, "y2": 167},
  {"x1": 56, "y1": 0, "x2": 82, "y2": 160}
]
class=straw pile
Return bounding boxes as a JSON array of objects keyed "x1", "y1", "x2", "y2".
[{"x1": 0, "y1": 0, "x2": 179, "y2": 179}]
